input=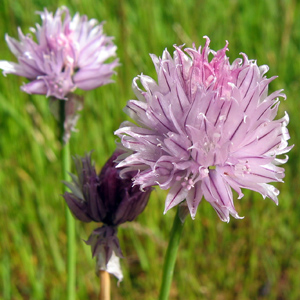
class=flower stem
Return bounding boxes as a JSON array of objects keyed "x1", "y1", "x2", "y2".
[
  {"x1": 159, "y1": 208, "x2": 185, "y2": 300},
  {"x1": 99, "y1": 270, "x2": 111, "y2": 300},
  {"x1": 59, "y1": 100, "x2": 76, "y2": 300}
]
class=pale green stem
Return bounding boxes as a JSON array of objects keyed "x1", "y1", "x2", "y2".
[
  {"x1": 59, "y1": 100, "x2": 76, "y2": 300},
  {"x1": 158, "y1": 208, "x2": 185, "y2": 300}
]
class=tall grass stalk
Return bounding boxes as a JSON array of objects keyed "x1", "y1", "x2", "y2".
[
  {"x1": 59, "y1": 100, "x2": 76, "y2": 300},
  {"x1": 159, "y1": 208, "x2": 185, "y2": 300}
]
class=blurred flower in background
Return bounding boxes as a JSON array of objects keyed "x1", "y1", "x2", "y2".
[
  {"x1": 115, "y1": 36, "x2": 292, "y2": 223},
  {"x1": 0, "y1": 6, "x2": 119, "y2": 99},
  {"x1": 63, "y1": 151, "x2": 151, "y2": 281}
]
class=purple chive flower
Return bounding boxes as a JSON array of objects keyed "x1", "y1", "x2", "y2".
[
  {"x1": 115, "y1": 36, "x2": 292, "y2": 223},
  {"x1": 0, "y1": 6, "x2": 118, "y2": 99},
  {"x1": 63, "y1": 151, "x2": 151, "y2": 280}
]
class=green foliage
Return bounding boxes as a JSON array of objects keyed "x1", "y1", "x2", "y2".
[{"x1": 0, "y1": 0, "x2": 300, "y2": 299}]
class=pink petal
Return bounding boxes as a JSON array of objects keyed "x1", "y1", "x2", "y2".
[{"x1": 164, "y1": 181, "x2": 188, "y2": 213}]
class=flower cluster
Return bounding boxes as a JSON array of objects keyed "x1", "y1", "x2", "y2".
[
  {"x1": 0, "y1": 6, "x2": 118, "y2": 99},
  {"x1": 115, "y1": 36, "x2": 292, "y2": 222},
  {"x1": 63, "y1": 151, "x2": 151, "y2": 280}
]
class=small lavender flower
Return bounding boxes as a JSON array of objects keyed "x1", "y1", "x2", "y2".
[
  {"x1": 115, "y1": 36, "x2": 292, "y2": 222},
  {"x1": 63, "y1": 151, "x2": 151, "y2": 280},
  {"x1": 0, "y1": 6, "x2": 118, "y2": 99}
]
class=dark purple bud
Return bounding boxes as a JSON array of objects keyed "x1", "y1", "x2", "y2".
[
  {"x1": 63, "y1": 150, "x2": 151, "y2": 225},
  {"x1": 63, "y1": 152, "x2": 107, "y2": 222},
  {"x1": 98, "y1": 150, "x2": 152, "y2": 225}
]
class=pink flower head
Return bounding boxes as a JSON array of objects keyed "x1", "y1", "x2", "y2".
[
  {"x1": 115, "y1": 36, "x2": 292, "y2": 222},
  {"x1": 0, "y1": 6, "x2": 119, "y2": 99}
]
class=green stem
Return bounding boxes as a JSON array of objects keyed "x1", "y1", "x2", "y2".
[
  {"x1": 59, "y1": 100, "x2": 76, "y2": 300},
  {"x1": 159, "y1": 208, "x2": 185, "y2": 300}
]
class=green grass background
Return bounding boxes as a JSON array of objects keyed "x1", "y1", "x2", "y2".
[{"x1": 0, "y1": 0, "x2": 299, "y2": 299}]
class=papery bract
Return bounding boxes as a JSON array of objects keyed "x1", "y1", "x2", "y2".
[
  {"x1": 0, "y1": 6, "x2": 118, "y2": 99},
  {"x1": 115, "y1": 36, "x2": 292, "y2": 222},
  {"x1": 85, "y1": 226, "x2": 124, "y2": 282}
]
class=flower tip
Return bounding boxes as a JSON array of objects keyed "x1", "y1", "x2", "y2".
[
  {"x1": 234, "y1": 213, "x2": 244, "y2": 220},
  {"x1": 282, "y1": 93, "x2": 287, "y2": 101},
  {"x1": 20, "y1": 85, "x2": 32, "y2": 94},
  {"x1": 237, "y1": 192, "x2": 244, "y2": 200},
  {"x1": 225, "y1": 40, "x2": 229, "y2": 50},
  {"x1": 239, "y1": 52, "x2": 249, "y2": 63},
  {"x1": 223, "y1": 216, "x2": 230, "y2": 223},
  {"x1": 0, "y1": 66, "x2": 7, "y2": 77},
  {"x1": 190, "y1": 213, "x2": 196, "y2": 221},
  {"x1": 202, "y1": 35, "x2": 210, "y2": 42},
  {"x1": 259, "y1": 64, "x2": 270, "y2": 76},
  {"x1": 4, "y1": 33, "x2": 10, "y2": 42},
  {"x1": 283, "y1": 111, "x2": 290, "y2": 126},
  {"x1": 202, "y1": 35, "x2": 211, "y2": 50},
  {"x1": 163, "y1": 206, "x2": 169, "y2": 215}
]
